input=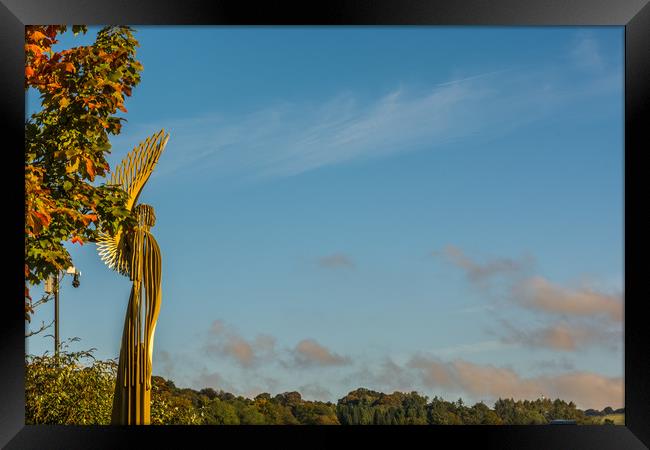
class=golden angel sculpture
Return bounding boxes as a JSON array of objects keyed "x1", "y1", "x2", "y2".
[{"x1": 96, "y1": 129, "x2": 169, "y2": 425}]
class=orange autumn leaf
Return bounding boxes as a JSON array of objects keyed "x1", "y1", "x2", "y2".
[
  {"x1": 64, "y1": 62, "x2": 75, "y2": 73},
  {"x1": 30, "y1": 31, "x2": 47, "y2": 41},
  {"x1": 71, "y1": 236, "x2": 84, "y2": 246},
  {"x1": 80, "y1": 213, "x2": 98, "y2": 226},
  {"x1": 25, "y1": 43, "x2": 41, "y2": 53},
  {"x1": 85, "y1": 157, "x2": 95, "y2": 180},
  {"x1": 32, "y1": 211, "x2": 51, "y2": 228},
  {"x1": 25, "y1": 66, "x2": 34, "y2": 77}
]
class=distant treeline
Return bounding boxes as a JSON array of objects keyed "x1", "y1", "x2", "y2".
[
  {"x1": 584, "y1": 407, "x2": 625, "y2": 417},
  {"x1": 25, "y1": 351, "x2": 622, "y2": 425},
  {"x1": 157, "y1": 380, "x2": 621, "y2": 425}
]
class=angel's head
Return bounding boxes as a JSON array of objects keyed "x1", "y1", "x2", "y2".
[{"x1": 134, "y1": 204, "x2": 156, "y2": 229}]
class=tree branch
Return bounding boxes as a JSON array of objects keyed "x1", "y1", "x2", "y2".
[
  {"x1": 26, "y1": 319, "x2": 54, "y2": 338},
  {"x1": 32, "y1": 293, "x2": 53, "y2": 309}
]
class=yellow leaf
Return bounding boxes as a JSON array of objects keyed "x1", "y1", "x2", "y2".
[{"x1": 66, "y1": 157, "x2": 80, "y2": 174}]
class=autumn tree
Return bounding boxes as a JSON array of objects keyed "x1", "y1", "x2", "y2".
[{"x1": 25, "y1": 25, "x2": 143, "y2": 323}]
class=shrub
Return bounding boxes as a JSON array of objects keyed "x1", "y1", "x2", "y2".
[{"x1": 25, "y1": 343, "x2": 116, "y2": 425}]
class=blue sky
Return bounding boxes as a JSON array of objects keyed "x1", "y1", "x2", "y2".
[{"x1": 26, "y1": 26, "x2": 624, "y2": 409}]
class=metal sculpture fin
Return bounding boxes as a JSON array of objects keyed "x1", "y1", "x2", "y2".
[{"x1": 96, "y1": 129, "x2": 169, "y2": 274}]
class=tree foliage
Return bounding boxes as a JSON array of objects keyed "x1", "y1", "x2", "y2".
[
  {"x1": 150, "y1": 377, "x2": 203, "y2": 425},
  {"x1": 25, "y1": 341, "x2": 116, "y2": 425},
  {"x1": 26, "y1": 351, "x2": 615, "y2": 425},
  {"x1": 337, "y1": 389, "x2": 429, "y2": 425},
  {"x1": 24, "y1": 25, "x2": 143, "y2": 321}
]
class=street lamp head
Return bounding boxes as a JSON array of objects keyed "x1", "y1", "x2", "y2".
[{"x1": 72, "y1": 272, "x2": 80, "y2": 288}]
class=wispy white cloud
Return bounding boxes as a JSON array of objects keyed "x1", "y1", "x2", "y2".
[
  {"x1": 571, "y1": 31, "x2": 606, "y2": 71},
  {"x1": 113, "y1": 44, "x2": 619, "y2": 184}
]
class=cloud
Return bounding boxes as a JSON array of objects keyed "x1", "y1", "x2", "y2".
[
  {"x1": 317, "y1": 253, "x2": 355, "y2": 269},
  {"x1": 528, "y1": 357, "x2": 576, "y2": 373},
  {"x1": 299, "y1": 383, "x2": 334, "y2": 402},
  {"x1": 571, "y1": 32, "x2": 605, "y2": 71},
  {"x1": 250, "y1": 83, "x2": 482, "y2": 179},
  {"x1": 453, "y1": 304, "x2": 497, "y2": 314},
  {"x1": 209, "y1": 319, "x2": 228, "y2": 335},
  {"x1": 339, "y1": 358, "x2": 419, "y2": 396},
  {"x1": 408, "y1": 355, "x2": 623, "y2": 410},
  {"x1": 204, "y1": 320, "x2": 354, "y2": 375},
  {"x1": 192, "y1": 369, "x2": 236, "y2": 394},
  {"x1": 204, "y1": 319, "x2": 276, "y2": 368},
  {"x1": 288, "y1": 339, "x2": 352, "y2": 368},
  {"x1": 239, "y1": 376, "x2": 282, "y2": 399},
  {"x1": 152, "y1": 348, "x2": 204, "y2": 385},
  {"x1": 496, "y1": 319, "x2": 621, "y2": 352},
  {"x1": 253, "y1": 334, "x2": 277, "y2": 354},
  {"x1": 357, "y1": 359, "x2": 416, "y2": 393},
  {"x1": 192, "y1": 369, "x2": 279, "y2": 400},
  {"x1": 222, "y1": 336, "x2": 255, "y2": 366},
  {"x1": 373, "y1": 359, "x2": 415, "y2": 389},
  {"x1": 155, "y1": 349, "x2": 176, "y2": 377},
  {"x1": 512, "y1": 276, "x2": 623, "y2": 323},
  {"x1": 439, "y1": 245, "x2": 623, "y2": 355},
  {"x1": 431, "y1": 339, "x2": 515, "y2": 357},
  {"x1": 115, "y1": 50, "x2": 619, "y2": 184},
  {"x1": 436, "y1": 245, "x2": 534, "y2": 292}
]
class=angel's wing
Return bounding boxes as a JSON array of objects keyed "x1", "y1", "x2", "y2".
[{"x1": 96, "y1": 129, "x2": 170, "y2": 275}]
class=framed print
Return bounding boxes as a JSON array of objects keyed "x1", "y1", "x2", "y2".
[{"x1": 2, "y1": 0, "x2": 649, "y2": 448}]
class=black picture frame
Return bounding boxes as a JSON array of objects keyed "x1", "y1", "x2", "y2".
[{"x1": 1, "y1": 1, "x2": 648, "y2": 448}]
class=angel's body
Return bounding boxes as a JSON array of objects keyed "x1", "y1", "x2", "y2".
[
  {"x1": 96, "y1": 130, "x2": 169, "y2": 425},
  {"x1": 111, "y1": 204, "x2": 162, "y2": 425}
]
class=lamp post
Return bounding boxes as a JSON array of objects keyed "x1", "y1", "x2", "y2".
[
  {"x1": 44, "y1": 266, "x2": 81, "y2": 358},
  {"x1": 54, "y1": 275, "x2": 59, "y2": 358}
]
